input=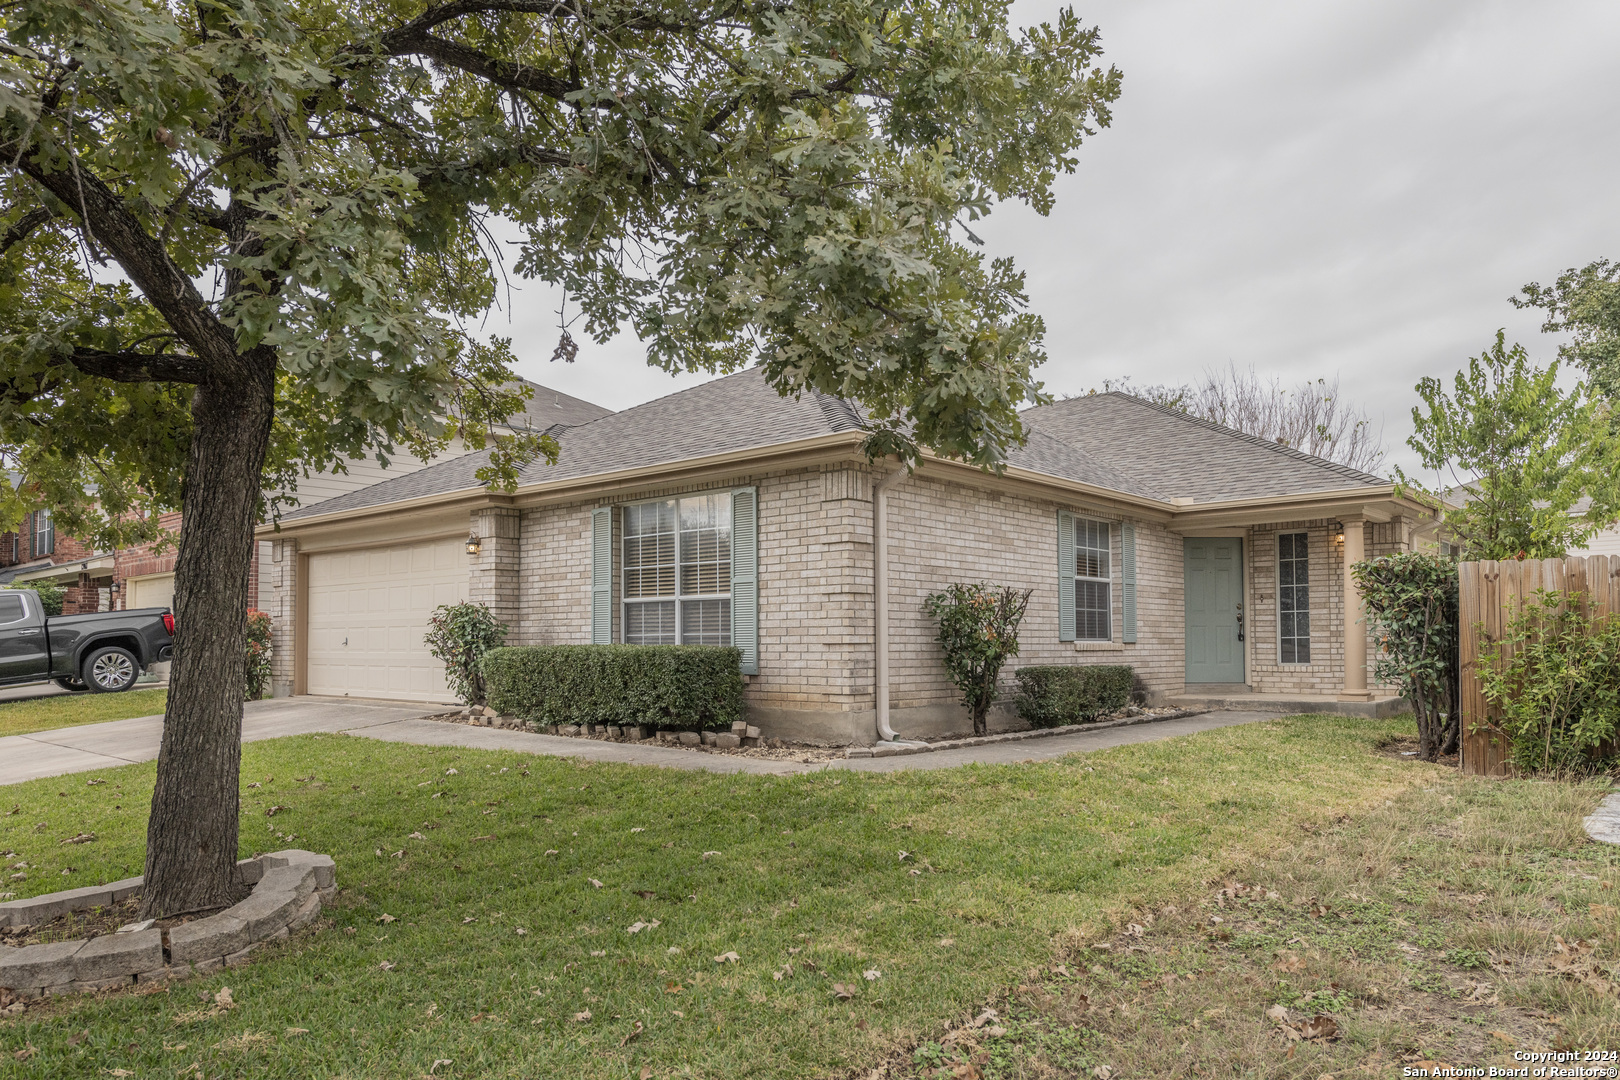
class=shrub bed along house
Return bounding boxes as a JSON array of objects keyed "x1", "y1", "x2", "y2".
[
  {"x1": 483, "y1": 645, "x2": 745, "y2": 731},
  {"x1": 1014, "y1": 664, "x2": 1135, "y2": 727}
]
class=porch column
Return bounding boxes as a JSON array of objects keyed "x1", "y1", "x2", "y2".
[
  {"x1": 469, "y1": 506, "x2": 522, "y2": 634},
  {"x1": 1339, "y1": 516, "x2": 1370, "y2": 701}
]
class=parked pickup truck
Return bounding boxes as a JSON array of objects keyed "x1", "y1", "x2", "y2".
[{"x1": 0, "y1": 589, "x2": 174, "y2": 693}]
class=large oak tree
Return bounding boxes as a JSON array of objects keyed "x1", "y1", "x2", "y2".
[{"x1": 0, "y1": 0, "x2": 1120, "y2": 916}]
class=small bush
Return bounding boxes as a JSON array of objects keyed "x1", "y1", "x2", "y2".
[
  {"x1": 7, "y1": 581, "x2": 64, "y2": 616},
  {"x1": 1477, "y1": 589, "x2": 1620, "y2": 774},
  {"x1": 923, "y1": 583, "x2": 1033, "y2": 737},
  {"x1": 424, "y1": 602, "x2": 509, "y2": 706},
  {"x1": 483, "y1": 645, "x2": 744, "y2": 730},
  {"x1": 245, "y1": 609, "x2": 272, "y2": 701},
  {"x1": 1014, "y1": 665, "x2": 1134, "y2": 727},
  {"x1": 1353, "y1": 552, "x2": 1459, "y2": 761}
]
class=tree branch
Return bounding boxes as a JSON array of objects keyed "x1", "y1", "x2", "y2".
[
  {"x1": 16, "y1": 147, "x2": 239, "y2": 376},
  {"x1": 0, "y1": 205, "x2": 52, "y2": 255},
  {"x1": 381, "y1": 29, "x2": 581, "y2": 101},
  {"x1": 65, "y1": 347, "x2": 207, "y2": 384}
]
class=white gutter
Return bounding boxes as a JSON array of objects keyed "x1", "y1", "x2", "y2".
[{"x1": 873, "y1": 464, "x2": 909, "y2": 743}]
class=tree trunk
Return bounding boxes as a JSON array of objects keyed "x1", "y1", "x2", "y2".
[{"x1": 141, "y1": 363, "x2": 275, "y2": 918}]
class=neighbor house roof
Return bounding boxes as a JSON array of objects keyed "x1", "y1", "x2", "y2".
[{"x1": 1020, "y1": 392, "x2": 1387, "y2": 503}]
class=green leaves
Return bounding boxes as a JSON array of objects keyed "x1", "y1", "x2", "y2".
[
  {"x1": 1397, "y1": 332, "x2": 1620, "y2": 561},
  {"x1": 1477, "y1": 589, "x2": 1620, "y2": 775},
  {"x1": 423, "y1": 602, "x2": 509, "y2": 707},
  {"x1": 924, "y1": 583, "x2": 1032, "y2": 735},
  {"x1": 1352, "y1": 553, "x2": 1459, "y2": 761}
]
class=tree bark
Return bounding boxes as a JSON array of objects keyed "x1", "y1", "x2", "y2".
[{"x1": 140, "y1": 356, "x2": 275, "y2": 918}]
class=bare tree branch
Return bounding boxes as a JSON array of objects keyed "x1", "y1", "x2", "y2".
[{"x1": 64, "y1": 347, "x2": 207, "y2": 384}]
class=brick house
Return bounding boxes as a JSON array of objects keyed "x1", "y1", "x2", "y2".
[
  {"x1": 0, "y1": 381, "x2": 610, "y2": 617},
  {"x1": 257, "y1": 368, "x2": 1439, "y2": 745}
]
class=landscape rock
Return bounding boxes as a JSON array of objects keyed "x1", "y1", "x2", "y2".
[
  {"x1": 677, "y1": 732, "x2": 701, "y2": 746},
  {"x1": 0, "y1": 884, "x2": 116, "y2": 928},
  {"x1": 224, "y1": 943, "x2": 259, "y2": 968},
  {"x1": 0, "y1": 939, "x2": 83, "y2": 990},
  {"x1": 167, "y1": 913, "x2": 251, "y2": 965},
  {"x1": 731, "y1": 721, "x2": 748, "y2": 736},
  {"x1": 228, "y1": 886, "x2": 305, "y2": 940},
  {"x1": 745, "y1": 726, "x2": 761, "y2": 739},
  {"x1": 714, "y1": 733, "x2": 741, "y2": 749},
  {"x1": 700, "y1": 731, "x2": 717, "y2": 746},
  {"x1": 286, "y1": 893, "x2": 322, "y2": 932},
  {"x1": 192, "y1": 957, "x2": 224, "y2": 975},
  {"x1": 138, "y1": 963, "x2": 189, "y2": 984},
  {"x1": 74, "y1": 928, "x2": 162, "y2": 982}
]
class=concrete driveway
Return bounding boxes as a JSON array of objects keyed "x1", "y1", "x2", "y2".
[
  {"x1": 0, "y1": 697, "x2": 432, "y2": 786},
  {"x1": 0, "y1": 696, "x2": 1278, "y2": 786}
]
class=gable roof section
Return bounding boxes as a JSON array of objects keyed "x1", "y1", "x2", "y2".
[
  {"x1": 1021, "y1": 392, "x2": 1387, "y2": 503},
  {"x1": 508, "y1": 379, "x2": 614, "y2": 431}
]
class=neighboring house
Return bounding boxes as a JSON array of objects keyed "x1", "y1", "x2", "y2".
[
  {"x1": 1571, "y1": 497, "x2": 1620, "y2": 558},
  {"x1": 258, "y1": 369, "x2": 1439, "y2": 745},
  {"x1": 0, "y1": 381, "x2": 610, "y2": 615}
]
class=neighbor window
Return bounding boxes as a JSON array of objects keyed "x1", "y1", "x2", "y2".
[
  {"x1": 1074, "y1": 519, "x2": 1111, "y2": 641},
  {"x1": 1278, "y1": 532, "x2": 1310, "y2": 663},
  {"x1": 622, "y1": 493, "x2": 731, "y2": 645},
  {"x1": 32, "y1": 510, "x2": 53, "y2": 558}
]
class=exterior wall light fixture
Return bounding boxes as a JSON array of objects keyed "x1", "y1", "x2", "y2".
[{"x1": 466, "y1": 532, "x2": 482, "y2": 556}]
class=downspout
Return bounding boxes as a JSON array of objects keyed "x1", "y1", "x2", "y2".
[{"x1": 873, "y1": 463, "x2": 908, "y2": 743}]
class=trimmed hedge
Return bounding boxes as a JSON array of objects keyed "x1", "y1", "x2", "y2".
[
  {"x1": 483, "y1": 645, "x2": 745, "y2": 731},
  {"x1": 1014, "y1": 664, "x2": 1134, "y2": 727}
]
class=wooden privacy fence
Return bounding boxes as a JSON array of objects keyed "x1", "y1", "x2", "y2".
[{"x1": 1459, "y1": 554, "x2": 1620, "y2": 776}]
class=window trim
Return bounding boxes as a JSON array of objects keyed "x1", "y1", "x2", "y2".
[
  {"x1": 1072, "y1": 516, "x2": 1113, "y2": 643},
  {"x1": 1276, "y1": 530, "x2": 1311, "y2": 665},
  {"x1": 32, "y1": 510, "x2": 53, "y2": 558},
  {"x1": 619, "y1": 492, "x2": 734, "y2": 646}
]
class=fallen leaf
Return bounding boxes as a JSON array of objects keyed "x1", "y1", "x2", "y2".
[
  {"x1": 969, "y1": 1009, "x2": 999, "y2": 1028},
  {"x1": 1266, "y1": 1004, "x2": 1291, "y2": 1025},
  {"x1": 640, "y1": 1068, "x2": 654, "y2": 1080},
  {"x1": 446, "y1": 768, "x2": 459, "y2": 775},
  {"x1": 713, "y1": 951, "x2": 740, "y2": 964},
  {"x1": 408, "y1": 832, "x2": 427, "y2": 841},
  {"x1": 265, "y1": 805, "x2": 286, "y2": 817},
  {"x1": 1489, "y1": 1030, "x2": 1516, "y2": 1047},
  {"x1": 285, "y1": 1028, "x2": 309, "y2": 1036},
  {"x1": 59, "y1": 832, "x2": 96, "y2": 845},
  {"x1": 831, "y1": 983, "x2": 854, "y2": 1000},
  {"x1": 544, "y1": 850, "x2": 559, "y2": 856},
  {"x1": 462, "y1": 916, "x2": 476, "y2": 924},
  {"x1": 1124, "y1": 923, "x2": 1145, "y2": 937},
  {"x1": 13, "y1": 1045, "x2": 35, "y2": 1061},
  {"x1": 701, "y1": 851, "x2": 721, "y2": 860},
  {"x1": 626, "y1": 920, "x2": 661, "y2": 934},
  {"x1": 377, "y1": 914, "x2": 396, "y2": 924},
  {"x1": 620, "y1": 1020, "x2": 644, "y2": 1047},
  {"x1": 379, "y1": 961, "x2": 396, "y2": 971},
  {"x1": 571, "y1": 1010, "x2": 591, "y2": 1023},
  {"x1": 1273, "y1": 953, "x2": 1306, "y2": 973},
  {"x1": 898, "y1": 851, "x2": 911, "y2": 861},
  {"x1": 589, "y1": 878, "x2": 604, "y2": 888},
  {"x1": 213, "y1": 987, "x2": 236, "y2": 1009},
  {"x1": 664, "y1": 981, "x2": 682, "y2": 994},
  {"x1": 1297, "y1": 1015, "x2": 1337, "y2": 1042},
  {"x1": 938, "y1": 938, "x2": 955, "y2": 948},
  {"x1": 631, "y1": 828, "x2": 645, "y2": 834},
  {"x1": 863, "y1": 969, "x2": 881, "y2": 981},
  {"x1": 471, "y1": 835, "x2": 495, "y2": 842},
  {"x1": 516, "y1": 929, "x2": 527, "y2": 937},
  {"x1": 430, "y1": 1060, "x2": 452, "y2": 1074},
  {"x1": 390, "y1": 850, "x2": 405, "y2": 859},
  {"x1": 1093, "y1": 1067, "x2": 1113, "y2": 1080}
]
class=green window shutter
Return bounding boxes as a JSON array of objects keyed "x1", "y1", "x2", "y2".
[
  {"x1": 591, "y1": 507, "x2": 612, "y2": 645},
  {"x1": 1058, "y1": 510, "x2": 1076, "y2": 642},
  {"x1": 1121, "y1": 522, "x2": 1137, "y2": 644},
  {"x1": 730, "y1": 487, "x2": 759, "y2": 674}
]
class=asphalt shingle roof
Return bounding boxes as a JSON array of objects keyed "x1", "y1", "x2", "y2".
[
  {"x1": 509, "y1": 380, "x2": 614, "y2": 431},
  {"x1": 280, "y1": 373, "x2": 1392, "y2": 524},
  {"x1": 1020, "y1": 392, "x2": 1388, "y2": 503}
]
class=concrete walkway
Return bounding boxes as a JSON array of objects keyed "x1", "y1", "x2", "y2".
[{"x1": 0, "y1": 697, "x2": 1280, "y2": 785}]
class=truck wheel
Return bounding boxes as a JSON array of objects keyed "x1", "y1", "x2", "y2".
[
  {"x1": 83, "y1": 646, "x2": 139, "y2": 693},
  {"x1": 53, "y1": 677, "x2": 87, "y2": 693}
]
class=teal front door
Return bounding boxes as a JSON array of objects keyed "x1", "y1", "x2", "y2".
[{"x1": 1185, "y1": 537, "x2": 1245, "y2": 684}]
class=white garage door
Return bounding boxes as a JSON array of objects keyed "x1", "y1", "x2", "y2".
[
  {"x1": 306, "y1": 537, "x2": 467, "y2": 702},
  {"x1": 127, "y1": 573, "x2": 175, "y2": 611}
]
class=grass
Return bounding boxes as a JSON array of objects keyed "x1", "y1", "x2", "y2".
[
  {"x1": 0, "y1": 714, "x2": 1534, "y2": 1078},
  {"x1": 888, "y1": 735, "x2": 1620, "y2": 1078},
  {"x1": 0, "y1": 687, "x2": 167, "y2": 738}
]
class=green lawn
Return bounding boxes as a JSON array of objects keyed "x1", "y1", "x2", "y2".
[
  {"x1": 0, "y1": 687, "x2": 167, "y2": 738},
  {"x1": 0, "y1": 716, "x2": 1431, "y2": 1078}
]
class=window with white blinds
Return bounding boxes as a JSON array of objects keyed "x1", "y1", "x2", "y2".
[{"x1": 622, "y1": 493, "x2": 732, "y2": 645}]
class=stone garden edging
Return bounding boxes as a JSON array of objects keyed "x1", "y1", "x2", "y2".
[{"x1": 0, "y1": 849, "x2": 335, "y2": 999}]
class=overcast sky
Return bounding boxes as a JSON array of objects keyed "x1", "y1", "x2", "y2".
[{"x1": 502, "y1": 0, "x2": 1620, "y2": 479}]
